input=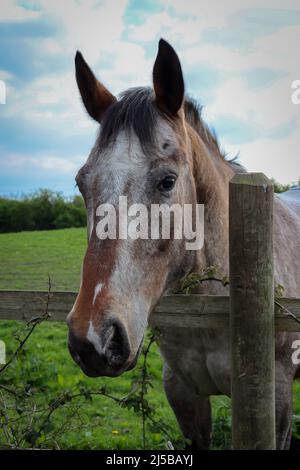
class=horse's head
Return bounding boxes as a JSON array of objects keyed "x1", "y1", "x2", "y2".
[{"x1": 67, "y1": 39, "x2": 200, "y2": 377}]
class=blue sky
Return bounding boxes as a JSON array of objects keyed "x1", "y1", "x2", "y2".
[{"x1": 0, "y1": 0, "x2": 299, "y2": 196}]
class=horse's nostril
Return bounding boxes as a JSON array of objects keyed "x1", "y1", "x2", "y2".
[
  {"x1": 68, "y1": 319, "x2": 131, "y2": 375},
  {"x1": 73, "y1": 350, "x2": 83, "y2": 366},
  {"x1": 104, "y1": 321, "x2": 130, "y2": 368}
]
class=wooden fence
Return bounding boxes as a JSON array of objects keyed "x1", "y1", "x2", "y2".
[{"x1": 0, "y1": 173, "x2": 300, "y2": 450}]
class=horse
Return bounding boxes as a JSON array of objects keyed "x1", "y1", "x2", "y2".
[{"x1": 67, "y1": 39, "x2": 300, "y2": 449}]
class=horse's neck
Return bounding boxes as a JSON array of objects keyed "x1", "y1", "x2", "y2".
[{"x1": 191, "y1": 135, "x2": 235, "y2": 291}]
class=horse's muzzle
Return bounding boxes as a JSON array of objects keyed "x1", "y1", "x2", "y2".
[{"x1": 67, "y1": 318, "x2": 136, "y2": 377}]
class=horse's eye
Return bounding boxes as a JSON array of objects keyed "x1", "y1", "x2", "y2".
[{"x1": 157, "y1": 175, "x2": 177, "y2": 192}]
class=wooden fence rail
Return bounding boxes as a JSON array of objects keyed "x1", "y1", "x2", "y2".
[{"x1": 0, "y1": 290, "x2": 300, "y2": 331}]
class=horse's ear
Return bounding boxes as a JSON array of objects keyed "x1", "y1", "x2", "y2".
[
  {"x1": 75, "y1": 51, "x2": 116, "y2": 123},
  {"x1": 153, "y1": 39, "x2": 184, "y2": 116}
]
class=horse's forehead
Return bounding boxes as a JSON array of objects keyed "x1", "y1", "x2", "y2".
[
  {"x1": 92, "y1": 120, "x2": 178, "y2": 186},
  {"x1": 94, "y1": 132, "x2": 149, "y2": 198},
  {"x1": 99, "y1": 117, "x2": 177, "y2": 161},
  {"x1": 103, "y1": 131, "x2": 147, "y2": 168}
]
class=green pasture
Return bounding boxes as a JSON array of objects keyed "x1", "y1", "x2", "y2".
[{"x1": 0, "y1": 228, "x2": 299, "y2": 449}]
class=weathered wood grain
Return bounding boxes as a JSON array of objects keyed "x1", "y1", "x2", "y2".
[
  {"x1": 229, "y1": 173, "x2": 276, "y2": 450},
  {"x1": 0, "y1": 290, "x2": 299, "y2": 331}
]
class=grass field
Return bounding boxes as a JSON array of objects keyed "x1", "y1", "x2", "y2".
[{"x1": 0, "y1": 228, "x2": 299, "y2": 449}]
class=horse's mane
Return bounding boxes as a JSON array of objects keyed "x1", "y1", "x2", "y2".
[
  {"x1": 184, "y1": 98, "x2": 224, "y2": 159},
  {"x1": 183, "y1": 97, "x2": 243, "y2": 170},
  {"x1": 98, "y1": 87, "x2": 157, "y2": 153},
  {"x1": 97, "y1": 86, "x2": 242, "y2": 170}
]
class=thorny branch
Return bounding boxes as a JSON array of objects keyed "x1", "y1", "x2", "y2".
[
  {"x1": 4, "y1": 267, "x2": 298, "y2": 449},
  {"x1": 0, "y1": 276, "x2": 52, "y2": 375},
  {"x1": 180, "y1": 266, "x2": 300, "y2": 327},
  {"x1": 275, "y1": 300, "x2": 300, "y2": 326},
  {"x1": 141, "y1": 331, "x2": 156, "y2": 449},
  {"x1": 0, "y1": 278, "x2": 176, "y2": 449}
]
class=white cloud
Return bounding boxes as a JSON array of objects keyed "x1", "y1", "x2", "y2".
[
  {"x1": 98, "y1": 41, "x2": 152, "y2": 93},
  {"x1": 1, "y1": 0, "x2": 300, "y2": 187},
  {"x1": 203, "y1": 76, "x2": 296, "y2": 131},
  {"x1": 129, "y1": 0, "x2": 300, "y2": 48},
  {"x1": 37, "y1": 0, "x2": 128, "y2": 61},
  {"x1": 163, "y1": 0, "x2": 300, "y2": 26},
  {"x1": 224, "y1": 128, "x2": 300, "y2": 184},
  {"x1": 128, "y1": 12, "x2": 202, "y2": 46},
  {"x1": 182, "y1": 24, "x2": 300, "y2": 76},
  {"x1": 192, "y1": 21, "x2": 300, "y2": 180},
  {"x1": 2, "y1": 69, "x2": 93, "y2": 132},
  {"x1": 0, "y1": 70, "x2": 14, "y2": 81},
  {"x1": 1, "y1": 0, "x2": 151, "y2": 137},
  {"x1": 1, "y1": 41, "x2": 151, "y2": 138},
  {"x1": 0, "y1": 0, "x2": 41, "y2": 22},
  {"x1": 2, "y1": 152, "x2": 85, "y2": 174},
  {"x1": 125, "y1": 1, "x2": 300, "y2": 185}
]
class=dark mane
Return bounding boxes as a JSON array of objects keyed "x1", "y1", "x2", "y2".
[
  {"x1": 183, "y1": 98, "x2": 244, "y2": 171},
  {"x1": 183, "y1": 98, "x2": 225, "y2": 159},
  {"x1": 97, "y1": 86, "x2": 242, "y2": 169},
  {"x1": 98, "y1": 87, "x2": 157, "y2": 153}
]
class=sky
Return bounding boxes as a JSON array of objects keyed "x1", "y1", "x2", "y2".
[{"x1": 0, "y1": 0, "x2": 299, "y2": 197}]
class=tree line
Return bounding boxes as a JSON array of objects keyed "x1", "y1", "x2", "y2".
[
  {"x1": 0, "y1": 190, "x2": 86, "y2": 233},
  {"x1": 0, "y1": 179, "x2": 299, "y2": 233}
]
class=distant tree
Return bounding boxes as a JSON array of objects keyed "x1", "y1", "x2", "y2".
[
  {"x1": 0, "y1": 190, "x2": 87, "y2": 233},
  {"x1": 271, "y1": 178, "x2": 300, "y2": 194}
]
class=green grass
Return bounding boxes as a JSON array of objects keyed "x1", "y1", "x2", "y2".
[
  {"x1": 0, "y1": 320, "x2": 181, "y2": 449},
  {"x1": 0, "y1": 228, "x2": 86, "y2": 291},
  {"x1": 0, "y1": 228, "x2": 299, "y2": 449},
  {"x1": 0, "y1": 228, "x2": 182, "y2": 449}
]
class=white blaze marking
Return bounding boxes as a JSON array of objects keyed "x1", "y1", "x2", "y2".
[
  {"x1": 96, "y1": 123, "x2": 178, "y2": 204},
  {"x1": 87, "y1": 320, "x2": 102, "y2": 355},
  {"x1": 93, "y1": 282, "x2": 103, "y2": 305},
  {"x1": 82, "y1": 122, "x2": 179, "y2": 354}
]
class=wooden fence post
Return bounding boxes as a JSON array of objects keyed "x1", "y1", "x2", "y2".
[{"x1": 229, "y1": 173, "x2": 276, "y2": 450}]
